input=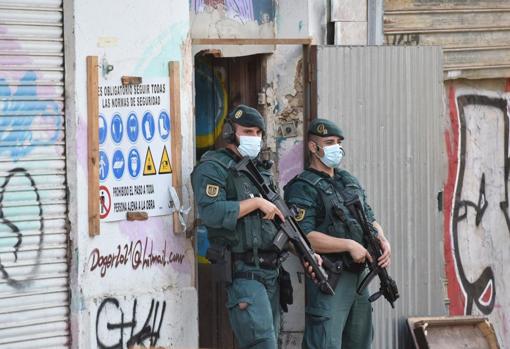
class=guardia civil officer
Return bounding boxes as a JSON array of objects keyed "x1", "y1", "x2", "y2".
[
  {"x1": 284, "y1": 119, "x2": 392, "y2": 349},
  {"x1": 191, "y1": 105, "x2": 288, "y2": 349}
]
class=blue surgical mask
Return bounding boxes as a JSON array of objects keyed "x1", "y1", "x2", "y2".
[
  {"x1": 238, "y1": 136, "x2": 262, "y2": 159},
  {"x1": 318, "y1": 143, "x2": 344, "y2": 168}
]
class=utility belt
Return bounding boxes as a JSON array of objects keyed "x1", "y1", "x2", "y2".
[
  {"x1": 232, "y1": 250, "x2": 289, "y2": 269},
  {"x1": 206, "y1": 244, "x2": 293, "y2": 312}
]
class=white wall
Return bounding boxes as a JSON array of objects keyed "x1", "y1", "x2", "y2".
[{"x1": 64, "y1": 1, "x2": 197, "y2": 348}]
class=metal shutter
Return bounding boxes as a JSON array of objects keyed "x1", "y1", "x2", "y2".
[{"x1": 0, "y1": 0, "x2": 69, "y2": 348}]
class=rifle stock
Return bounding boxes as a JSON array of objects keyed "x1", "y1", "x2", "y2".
[{"x1": 234, "y1": 157, "x2": 335, "y2": 296}]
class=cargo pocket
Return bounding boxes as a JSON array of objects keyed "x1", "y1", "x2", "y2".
[
  {"x1": 303, "y1": 306, "x2": 333, "y2": 349},
  {"x1": 226, "y1": 279, "x2": 274, "y2": 348}
]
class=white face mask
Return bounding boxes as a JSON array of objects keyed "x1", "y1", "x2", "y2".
[
  {"x1": 238, "y1": 135, "x2": 262, "y2": 159},
  {"x1": 317, "y1": 143, "x2": 344, "y2": 168}
]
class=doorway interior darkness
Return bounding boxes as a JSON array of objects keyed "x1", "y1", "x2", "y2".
[{"x1": 194, "y1": 52, "x2": 266, "y2": 349}]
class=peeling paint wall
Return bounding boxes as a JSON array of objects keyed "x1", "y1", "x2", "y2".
[
  {"x1": 444, "y1": 79, "x2": 510, "y2": 347},
  {"x1": 191, "y1": 0, "x2": 276, "y2": 56},
  {"x1": 263, "y1": 1, "x2": 328, "y2": 347},
  {"x1": 64, "y1": 1, "x2": 197, "y2": 348}
]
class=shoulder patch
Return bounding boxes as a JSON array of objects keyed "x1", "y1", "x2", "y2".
[
  {"x1": 206, "y1": 184, "x2": 219, "y2": 197},
  {"x1": 295, "y1": 208, "x2": 306, "y2": 222}
]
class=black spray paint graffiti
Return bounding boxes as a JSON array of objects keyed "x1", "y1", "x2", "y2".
[
  {"x1": 0, "y1": 167, "x2": 44, "y2": 288},
  {"x1": 384, "y1": 33, "x2": 420, "y2": 46},
  {"x1": 96, "y1": 297, "x2": 166, "y2": 349},
  {"x1": 452, "y1": 95, "x2": 509, "y2": 314}
]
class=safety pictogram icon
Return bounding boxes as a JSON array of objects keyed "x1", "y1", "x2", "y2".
[
  {"x1": 99, "y1": 185, "x2": 111, "y2": 219},
  {"x1": 143, "y1": 147, "x2": 157, "y2": 175},
  {"x1": 158, "y1": 145, "x2": 172, "y2": 174}
]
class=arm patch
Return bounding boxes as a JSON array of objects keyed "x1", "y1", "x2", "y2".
[
  {"x1": 206, "y1": 184, "x2": 220, "y2": 197},
  {"x1": 295, "y1": 208, "x2": 306, "y2": 222}
]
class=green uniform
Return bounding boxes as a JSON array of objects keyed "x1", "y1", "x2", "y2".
[
  {"x1": 192, "y1": 149, "x2": 281, "y2": 349},
  {"x1": 284, "y1": 168, "x2": 376, "y2": 349}
]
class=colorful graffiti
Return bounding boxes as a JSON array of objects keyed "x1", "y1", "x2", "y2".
[
  {"x1": 0, "y1": 71, "x2": 62, "y2": 160},
  {"x1": 195, "y1": 60, "x2": 228, "y2": 158},
  {"x1": 444, "y1": 86, "x2": 510, "y2": 344},
  {"x1": 191, "y1": 0, "x2": 274, "y2": 24}
]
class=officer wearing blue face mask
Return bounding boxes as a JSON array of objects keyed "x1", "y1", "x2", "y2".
[
  {"x1": 191, "y1": 105, "x2": 286, "y2": 349},
  {"x1": 284, "y1": 118, "x2": 391, "y2": 349}
]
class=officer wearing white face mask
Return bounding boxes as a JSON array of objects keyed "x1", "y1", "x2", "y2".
[
  {"x1": 284, "y1": 118, "x2": 391, "y2": 349},
  {"x1": 191, "y1": 105, "x2": 286, "y2": 349}
]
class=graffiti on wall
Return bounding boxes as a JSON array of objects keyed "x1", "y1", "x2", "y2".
[
  {"x1": 96, "y1": 296, "x2": 166, "y2": 349},
  {"x1": 0, "y1": 68, "x2": 63, "y2": 288},
  {"x1": 88, "y1": 237, "x2": 185, "y2": 278},
  {"x1": 191, "y1": 0, "x2": 274, "y2": 24},
  {"x1": 0, "y1": 72, "x2": 62, "y2": 160},
  {"x1": 444, "y1": 86, "x2": 510, "y2": 343},
  {"x1": 384, "y1": 33, "x2": 420, "y2": 46},
  {"x1": 0, "y1": 168, "x2": 44, "y2": 288}
]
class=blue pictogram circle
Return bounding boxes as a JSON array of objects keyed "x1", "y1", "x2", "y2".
[
  {"x1": 158, "y1": 111, "x2": 171, "y2": 140},
  {"x1": 127, "y1": 112, "x2": 139, "y2": 143},
  {"x1": 142, "y1": 111, "x2": 155, "y2": 142},
  {"x1": 99, "y1": 151, "x2": 109, "y2": 181},
  {"x1": 112, "y1": 149, "x2": 125, "y2": 180},
  {"x1": 127, "y1": 148, "x2": 141, "y2": 178},
  {"x1": 128, "y1": 148, "x2": 141, "y2": 178},
  {"x1": 111, "y1": 113, "x2": 124, "y2": 144},
  {"x1": 98, "y1": 114, "x2": 107, "y2": 145}
]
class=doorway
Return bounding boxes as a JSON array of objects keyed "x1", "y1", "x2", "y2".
[{"x1": 194, "y1": 52, "x2": 266, "y2": 348}]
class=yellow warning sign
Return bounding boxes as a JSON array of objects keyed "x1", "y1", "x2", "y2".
[
  {"x1": 143, "y1": 147, "x2": 157, "y2": 176},
  {"x1": 159, "y1": 146, "x2": 173, "y2": 174}
]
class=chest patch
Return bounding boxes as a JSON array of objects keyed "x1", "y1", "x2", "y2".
[
  {"x1": 295, "y1": 208, "x2": 306, "y2": 222},
  {"x1": 206, "y1": 184, "x2": 219, "y2": 197}
]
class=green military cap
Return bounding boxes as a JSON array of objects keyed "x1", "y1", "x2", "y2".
[
  {"x1": 308, "y1": 118, "x2": 344, "y2": 139},
  {"x1": 228, "y1": 104, "x2": 266, "y2": 132}
]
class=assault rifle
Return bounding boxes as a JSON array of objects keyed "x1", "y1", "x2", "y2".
[
  {"x1": 345, "y1": 197, "x2": 399, "y2": 308},
  {"x1": 235, "y1": 157, "x2": 335, "y2": 296}
]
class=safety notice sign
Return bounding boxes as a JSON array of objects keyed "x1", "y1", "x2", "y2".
[{"x1": 98, "y1": 78, "x2": 172, "y2": 221}]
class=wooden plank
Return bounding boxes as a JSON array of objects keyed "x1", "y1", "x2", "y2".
[
  {"x1": 408, "y1": 316, "x2": 500, "y2": 349},
  {"x1": 169, "y1": 61, "x2": 183, "y2": 234},
  {"x1": 87, "y1": 56, "x2": 100, "y2": 236},
  {"x1": 192, "y1": 38, "x2": 312, "y2": 45},
  {"x1": 385, "y1": 0, "x2": 510, "y2": 12}
]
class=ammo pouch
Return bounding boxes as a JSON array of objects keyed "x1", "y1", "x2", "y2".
[
  {"x1": 278, "y1": 266, "x2": 293, "y2": 312},
  {"x1": 206, "y1": 244, "x2": 232, "y2": 284},
  {"x1": 322, "y1": 255, "x2": 344, "y2": 291}
]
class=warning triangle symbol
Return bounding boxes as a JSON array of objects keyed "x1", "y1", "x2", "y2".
[
  {"x1": 159, "y1": 146, "x2": 173, "y2": 174},
  {"x1": 143, "y1": 147, "x2": 157, "y2": 176}
]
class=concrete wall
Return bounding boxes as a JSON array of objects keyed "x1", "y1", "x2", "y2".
[
  {"x1": 64, "y1": 1, "x2": 197, "y2": 348},
  {"x1": 444, "y1": 79, "x2": 510, "y2": 347},
  {"x1": 332, "y1": 0, "x2": 368, "y2": 45}
]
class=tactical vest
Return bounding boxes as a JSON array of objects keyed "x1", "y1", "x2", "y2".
[
  {"x1": 198, "y1": 150, "x2": 278, "y2": 254},
  {"x1": 290, "y1": 169, "x2": 365, "y2": 244}
]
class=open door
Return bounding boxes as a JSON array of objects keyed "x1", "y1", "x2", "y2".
[{"x1": 194, "y1": 53, "x2": 266, "y2": 349}]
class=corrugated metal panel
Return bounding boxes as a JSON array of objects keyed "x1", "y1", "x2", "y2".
[
  {"x1": 316, "y1": 46, "x2": 447, "y2": 349},
  {"x1": 384, "y1": 0, "x2": 510, "y2": 80},
  {"x1": 0, "y1": 0, "x2": 69, "y2": 348}
]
